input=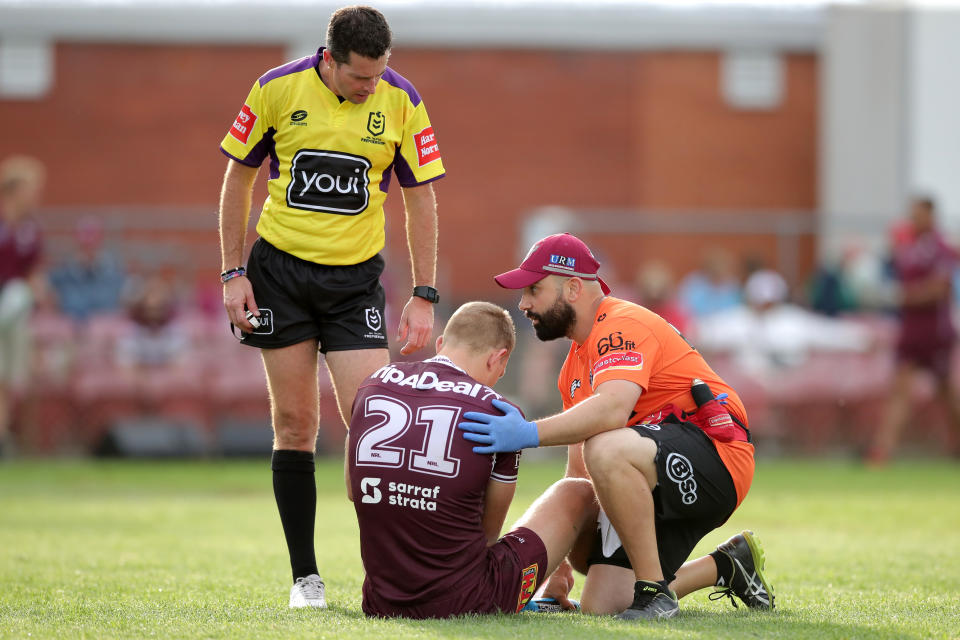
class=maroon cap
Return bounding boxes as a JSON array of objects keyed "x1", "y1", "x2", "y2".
[{"x1": 495, "y1": 232, "x2": 611, "y2": 294}]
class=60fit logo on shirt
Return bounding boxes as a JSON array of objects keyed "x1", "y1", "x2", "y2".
[{"x1": 287, "y1": 150, "x2": 371, "y2": 214}]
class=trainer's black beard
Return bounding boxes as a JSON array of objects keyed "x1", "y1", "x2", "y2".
[{"x1": 528, "y1": 297, "x2": 575, "y2": 341}]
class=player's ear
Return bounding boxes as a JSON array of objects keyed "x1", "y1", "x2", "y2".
[
  {"x1": 435, "y1": 335, "x2": 444, "y2": 354},
  {"x1": 565, "y1": 277, "x2": 583, "y2": 302},
  {"x1": 487, "y1": 347, "x2": 509, "y2": 375}
]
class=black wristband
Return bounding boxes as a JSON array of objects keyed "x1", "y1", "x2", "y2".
[{"x1": 412, "y1": 285, "x2": 439, "y2": 304}]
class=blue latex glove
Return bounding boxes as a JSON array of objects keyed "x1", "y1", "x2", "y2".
[{"x1": 459, "y1": 398, "x2": 539, "y2": 454}]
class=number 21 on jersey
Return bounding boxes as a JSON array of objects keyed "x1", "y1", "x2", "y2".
[{"x1": 355, "y1": 395, "x2": 461, "y2": 478}]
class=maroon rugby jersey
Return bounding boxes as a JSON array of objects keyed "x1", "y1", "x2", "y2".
[
  {"x1": 0, "y1": 216, "x2": 42, "y2": 287},
  {"x1": 348, "y1": 355, "x2": 521, "y2": 615},
  {"x1": 893, "y1": 229, "x2": 957, "y2": 345}
]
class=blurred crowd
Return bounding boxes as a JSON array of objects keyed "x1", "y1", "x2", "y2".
[
  {"x1": 507, "y1": 202, "x2": 960, "y2": 464},
  {"x1": 2, "y1": 154, "x2": 958, "y2": 462},
  {"x1": 0, "y1": 155, "x2": 270, "y2": 457}
]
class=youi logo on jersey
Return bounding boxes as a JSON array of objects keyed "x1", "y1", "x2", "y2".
[{"x1": 287, "y1": 150, "x2": 371, "y2": 215}]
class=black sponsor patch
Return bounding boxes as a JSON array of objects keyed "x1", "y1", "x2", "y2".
[
  {"x1": 286, "y1": 150, "x2": 371, "y2": 215},
  {"x1": 240, "y1": 308, "x2": 274, "y2": 338}
]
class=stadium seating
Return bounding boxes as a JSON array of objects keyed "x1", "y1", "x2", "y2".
[{"x1": 12, "y1": 307, "x2": 957, "y2": 457}]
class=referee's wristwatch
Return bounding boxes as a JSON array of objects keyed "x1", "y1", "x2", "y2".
[{"x1": 412, "y1": 286, "x2": 440, "y2": 304}]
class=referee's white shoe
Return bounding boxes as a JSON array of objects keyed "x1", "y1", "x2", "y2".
[{"x1": 289, "y1": 574, "x2": 327, "y2": 609}]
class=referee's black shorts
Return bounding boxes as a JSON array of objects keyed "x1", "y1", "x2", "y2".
[
  {"x1": 587, "y1": 417, "x2": 738, "y2": 583},
  {"x1": 239, "y1": 238, "x2": 388, "y2": 353}
]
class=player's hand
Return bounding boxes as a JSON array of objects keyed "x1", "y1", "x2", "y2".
[
  {"x1": 223, "y1": 275, "x2": 259, "y2": 332},
  {"x1": 398, "y1": 296, "x2": 434, "y2": 355},
  {"x1": 541, "y1": 561, "x2": 577, "y2": 610},
  {"x1": 459, "y1": 399, "x2": 539, "y2": 454}
]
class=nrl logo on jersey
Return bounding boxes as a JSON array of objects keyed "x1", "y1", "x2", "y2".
[
  {"x1": 367, "y1": 111, "x2": 385, "y2": 136},
  {"x1": 361, "y1": 111, "x2": 387, "y2": 145}
]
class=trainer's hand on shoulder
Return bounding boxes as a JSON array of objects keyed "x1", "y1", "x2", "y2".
[
  {"x1": 459, "y1": 399, "x2": 539, "y2": 454},
  {"x1": 398, "y1": 295, "x2": 434, "y2": 355},
  {"x1": 223, "y1": 276, "x2": 259, "y2": 332}
]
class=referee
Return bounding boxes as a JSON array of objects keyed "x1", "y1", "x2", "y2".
[{"x1": 217, "y1": 6, "x2": 444, "y2": 608}]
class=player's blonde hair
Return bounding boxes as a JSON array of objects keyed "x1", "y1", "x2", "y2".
[{"x1": 442, "y1": 301, "x2": 515, "y2": 355}]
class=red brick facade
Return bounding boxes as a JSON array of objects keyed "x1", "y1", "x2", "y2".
[{"x1": 0, "y1": 43, "x2": 818, "y2": 298}]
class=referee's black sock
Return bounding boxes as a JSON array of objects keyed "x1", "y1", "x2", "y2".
[
  {"x1": 710, "y1": 550, "x2": 734, "y2": 586},
  {"x1": 272, "y1": 449, "x2": 319, "y2": 582}
]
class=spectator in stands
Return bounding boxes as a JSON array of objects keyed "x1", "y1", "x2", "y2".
[
  {"x1": 677, "y1": 248, "x2": 742, "y2": 319},
  {"x1": 116, "y1": 274, "x2": 190, "y2": 371},
  {"x1": 807, "y1": 250, "x2": 859, "y2": 317},
  {"x1": 49, "y1": 216, "x2": 127, "y2": 323},
  {"x1": 0, "y1": 155, "x2": 47, "y2": 457},
  {"x1": 634, "y1": 260, "x2": 690, "y2": 334},
  {"x1": 693, "y1": 269, "x2": 873, "y2": 381},
  {"x1": 867, "y1": 197, "x2": 960, "y2": 464}
]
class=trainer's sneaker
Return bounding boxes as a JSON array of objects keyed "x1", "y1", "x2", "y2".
[
  {"x1": 616, "y1": 580, "x2": 679, "y2": 621},
  {"x1": 289, "y1": 574, "x2": 327, "y2": 609},
  {"x1": 711, "y1": 530, "x2": 775, "y2": 609}
]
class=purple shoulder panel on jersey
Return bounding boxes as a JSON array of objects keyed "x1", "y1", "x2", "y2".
[
  {"x1": 258, "y1": 51, "x2": 320, "y2": 88},
  {"x1": 380, "y1": 67, "x2": 422, "y2": 107},
  {"x1": 220, "y1": 127, "x2": 277, "y2": 172},
  {"x1": 390, "y1": 146, "x2": 446, "y2": 190},
  {"x1": 379, "y1": 159, "x2": 394, "y2": 193}
]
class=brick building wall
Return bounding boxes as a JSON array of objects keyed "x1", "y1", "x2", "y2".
[{"x1": 0, "y1": 43, "x2": 818, "y2": 302}]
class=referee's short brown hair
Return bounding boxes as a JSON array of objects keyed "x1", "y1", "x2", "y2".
[{"x1": 326, "y1": 6, "x2": 392, "y2": 64}]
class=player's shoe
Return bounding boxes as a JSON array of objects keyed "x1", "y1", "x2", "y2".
[
  {"x1": 522, "y1": 597, "x2": 581, "y2": 613},
  {"x1": 710, "y1": 530, "x2": 775, "y2": 609},
  {"x1": 615, "y1": 580, "x2": 679, "y2": 621},
  {"x1": 289, "y1": 574, "x2": 327, "y2": 609}
]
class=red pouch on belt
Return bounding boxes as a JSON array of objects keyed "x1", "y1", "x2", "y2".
[{"x1": 685, "y1": 399, "x2": 745, "y2": 443}]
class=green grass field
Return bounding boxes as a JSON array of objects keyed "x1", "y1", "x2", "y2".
[{"x1": 1, "y1": 456, "x2": 958, "y2": 639}]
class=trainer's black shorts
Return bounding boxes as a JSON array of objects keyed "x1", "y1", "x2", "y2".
[
  {"x1": 587, "y1": 417, "x2": 738, "y2": 583},
  {"x1": 239, "y1": 238, "x2": 388, "y2": 353}
]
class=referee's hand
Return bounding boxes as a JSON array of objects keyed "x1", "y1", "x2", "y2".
[
  {"x1": 223, "y1": 276, "x2": 259, "y2": 332},
  {"x1": 398, "y1": 296, "x2": 433, "y2": 355}
]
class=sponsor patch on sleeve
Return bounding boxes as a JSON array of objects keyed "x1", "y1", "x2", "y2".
[
  {"x1": 591, "y1": 351, "x2": 644, "y2": 378},
  {"x1": 414, "y1": 126, "x2": 441, "y2": 167},
  {"x1": 229, "y1": 104, "x2": 258, "y2": 144}
]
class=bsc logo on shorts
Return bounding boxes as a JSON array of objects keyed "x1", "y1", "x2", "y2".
[
  {"x1": 665, "y1": 452, "x2": 698, "y2": 505},
  {"x1": 516, "y1": 564, "x2": 538, "y2": 613},
  {"x1": 287, "y1": 149, "x2": 371, "y2": 215}
]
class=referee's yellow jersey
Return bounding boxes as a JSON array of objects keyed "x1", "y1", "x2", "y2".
[{"x1": 220, "y1": 48, "x2": 446, "y2": 266}]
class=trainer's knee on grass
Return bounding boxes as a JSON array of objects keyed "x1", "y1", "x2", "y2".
[
  {"x1": 583, "y1": 429, "x2": 657, "y2": 491},
  {"x1": 580, "y1": 564, "x2": 635, "y2": 615}
]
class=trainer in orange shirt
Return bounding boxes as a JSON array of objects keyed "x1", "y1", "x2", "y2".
[{"x1": 459, "y1": 233, "x2": 774, "y2": 621}]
